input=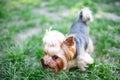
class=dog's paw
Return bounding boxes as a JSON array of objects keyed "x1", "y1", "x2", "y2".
[
  {"x1": 78, "y1": 66, "x2": 86, "y2": 71},
  {"x1": 64, "y1": 69, "x2": 70, "y2": 72}
]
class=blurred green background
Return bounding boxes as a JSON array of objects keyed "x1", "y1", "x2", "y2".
[{"x1": 0, "y1": 0, "x2": 120, "y2": 80}]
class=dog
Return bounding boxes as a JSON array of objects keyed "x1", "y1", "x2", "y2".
[
  {"x1": 41, "y1": 30, "x2": 66, "y2": 73},
  {"x1": 41, "y1": 7, "x2": 94, "y2": 74}
]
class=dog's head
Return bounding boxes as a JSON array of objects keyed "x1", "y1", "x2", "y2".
[{"x1": 41, "y1": 30, "x2": 76, "y2": 73}]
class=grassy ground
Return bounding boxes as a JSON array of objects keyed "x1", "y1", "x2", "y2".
[{"x1": 0, "y1": 0, "x2": 120, "y2": 80}]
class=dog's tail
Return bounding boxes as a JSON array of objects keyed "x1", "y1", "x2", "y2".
[{"x1": 79, "y1": 7, "x2": 93, "y2": 22}]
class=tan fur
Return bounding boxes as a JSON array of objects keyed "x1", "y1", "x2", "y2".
[
  {"x1": 43, "y1": 30, "x2": 65, "y2": 46},
  {"x1": 86, "y1": 38, "x2": 94, "y2": 52},
  {"x1": 62, "y1": 44, "x2": 76, "y2": 61},
  {"x1": 61, "y1": 36, "x2": 76, "y2": 61},
  {"x1": 43, "y1": 30, "x2": 65, "y2": 56},
  {"x1": 44, "y1": 45, "x2": 62, "y2": 56}
]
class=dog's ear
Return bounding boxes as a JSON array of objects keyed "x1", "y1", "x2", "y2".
[
  {"x1": 63, "y1": 36, "x2": 74, "y2": 46},
  {"x1": 62, "y1": 35, "x2": 76, "y2": 61}
]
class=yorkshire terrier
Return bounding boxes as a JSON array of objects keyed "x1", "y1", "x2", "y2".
[{"x1": 41, "y1": 7, "x2": 94, "y2": 74}]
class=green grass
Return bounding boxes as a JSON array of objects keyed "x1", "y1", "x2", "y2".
[{"x1": 0, "y1": 0, "x2": 120, "y2": 80}]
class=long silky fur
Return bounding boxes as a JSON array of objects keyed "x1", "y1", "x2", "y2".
[
  {"x1": 43, "y1": 30, "x2": 65, "y2": 56},
  {"x1": 61, "y1": 43, "x2": 76, "y2": 61}
]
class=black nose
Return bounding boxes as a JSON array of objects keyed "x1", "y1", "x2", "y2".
[
  {"x1": 44, "y1": 63, "x2": 48, "y2": 67},
  {"x1": 41, "y1": 58, "x2": 48, "y2": 69}
]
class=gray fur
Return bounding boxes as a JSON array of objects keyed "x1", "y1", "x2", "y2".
[{"x1": 68, "y1": 17, "x2": 89, "y2": 58}]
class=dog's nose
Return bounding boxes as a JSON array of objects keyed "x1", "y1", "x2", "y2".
[
  {"x1": 44, "y1": 63, "x2": 48, "y2": 67},
  {"x1": 41, "y1": 58, "x2": 49, "y2": 69}
]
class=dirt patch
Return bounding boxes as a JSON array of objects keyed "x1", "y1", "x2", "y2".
[
  {"x1": 33, "y1": 6, "x2": 71, "y2": 20},
  {"x1": 60, "y1": 8, "x2": 70, "y2": 17},
  {"x1": 95, "y1": 11, "x2": 104, "y2": 18},
  {"x1": 109, "y1": 1, "x2": 120, "y2": 7},
  {"x1": 0, "y1": 51, "x2": 3, "y2": 54},
  {"x1": 114, "y1": 1, "x2": 120, "y2": 7},
  {"x1": 115, "y1": 34, "x2": 120, "y2": 42},
  {"x1": 108, "y1": 47, "x2": 120, "y2": 53},
  {"x1": 104, "y1": 12, "x2": 120, "y2": 21},
  {"x1": 95, "y1": 3, "x2": 120, "y2": 21},
  {"x1": 106, "y1": 57, "x2": 115, "y2": 63},
  {"x1": 41, "y1": 1, "x2": 54, "y2": 7},
  {"x1": 0, "y1": 51, "x2": 3, "y2": 56},
  {"x1": 41, "y1": 1, "x2": 48, "y2": 7},
  {"x1": 8, "y1": 20, "x2": 25, "y2": 26},
  {"x1": 95, "y1": 11, "x2": 120, "y2": 21},
  {"x1": 33, "y1": 8, "x2": 61, "y2": 20},
  {"x1": 14, "y1": 27, "x2": 41, "y2": 43}
]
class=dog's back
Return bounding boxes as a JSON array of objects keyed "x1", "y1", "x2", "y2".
[{"x1": 68, "y1": 7, "x2": 93, "y2": 54}]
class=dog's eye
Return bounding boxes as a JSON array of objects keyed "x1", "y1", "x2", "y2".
[{"x1": 52, "y1": 55, "x2": 58, "y2": 60}]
